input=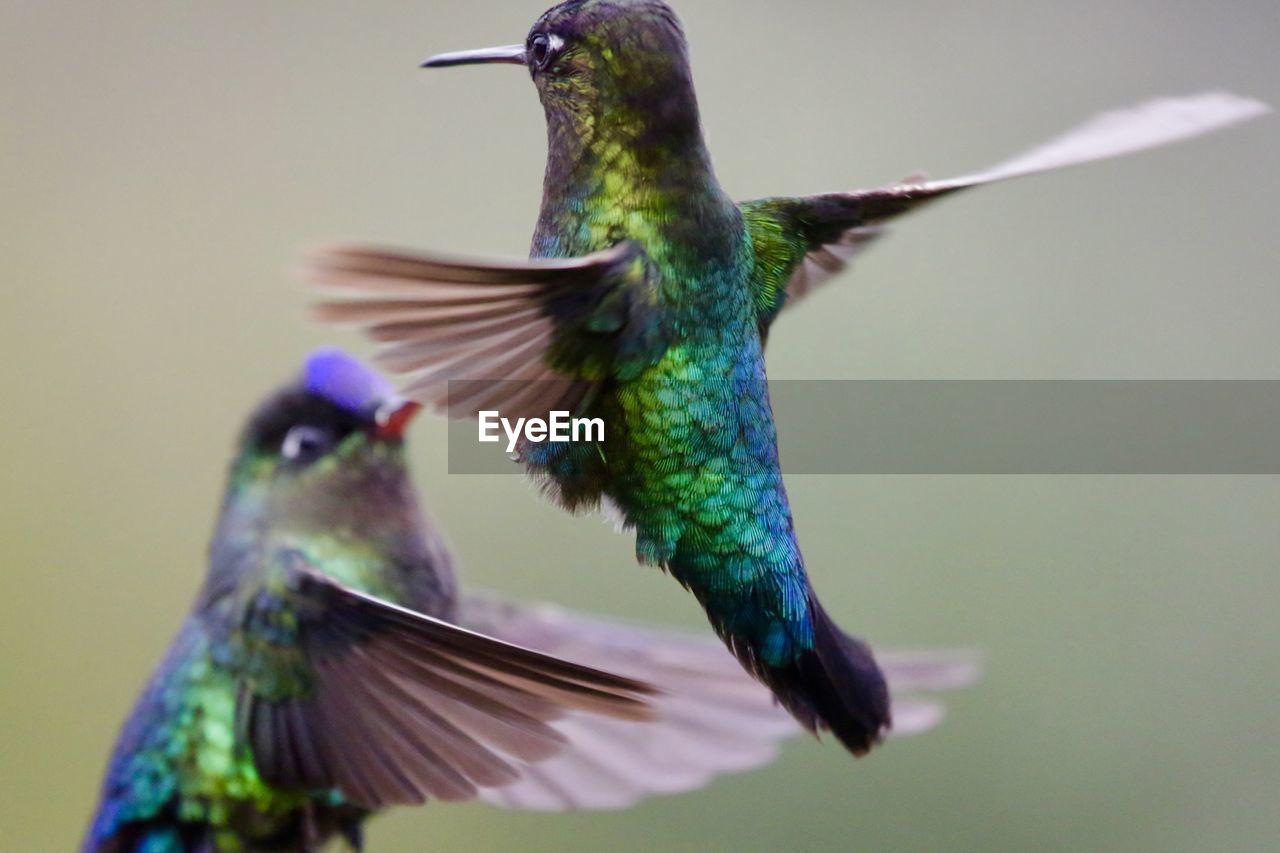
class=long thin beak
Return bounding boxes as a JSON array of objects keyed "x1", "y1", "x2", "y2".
[
  {"x1": 375, "y1": 399, "x2": 423, "y2": 441},
  {"x1": 421, "y1": 44, "x2": 526, "y2": 68}
]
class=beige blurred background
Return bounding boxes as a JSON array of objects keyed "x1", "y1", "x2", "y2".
[{"x1": 3, "y1": 1, "x2": 1278, "y2": 850}]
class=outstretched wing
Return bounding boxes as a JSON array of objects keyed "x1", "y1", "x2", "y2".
[
  {"x1": 306, "y1": 241, "x2": 667, "y2": 420},
  {"x1": 742, "y1": 92, "x2": 1270, "y2": 332},
  {"x1": 232, "y1": 552, "x2": 655, "y2": 810},
  {"x1": 458, "y1": 595, "x2": 981, "y2": 811}
]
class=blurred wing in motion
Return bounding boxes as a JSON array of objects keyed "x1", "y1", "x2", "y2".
[
  {"x1": 235, "y1": 556, "x2": 655, "y2": 810},
  {"x1": 459, "y1": 595, "x2": 981, "y2": 811},
  {"x1": 742, "y1": 92, "x2": 1271, "y2": 330},
  {"x1": 876, "y1": 648, "x2": 984, "y2": 737},
  {"x1": 305, "y1": 241, "x2": 668, "y2": 420}
]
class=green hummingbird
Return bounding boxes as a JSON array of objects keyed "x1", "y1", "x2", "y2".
[
  {"x1": 305, "y1": 0, "x2": 1267, "y2": 757},
  {"x1": 84, "y1": 348, "x2": 980, "y2": 851}
]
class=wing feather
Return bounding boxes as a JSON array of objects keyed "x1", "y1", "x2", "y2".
[
  {"x1": 304, "y1": 241, "x2": 667, "y2": 421},
  {"x1": 459, "y1": 596, "x2": 980, "y2": 811},
  {"x1": 236, "y1": 560, "x2": 656, "y2": 810},
  {"x1": 743, "y1": 92, "x2": 1270, "y2": 326}
]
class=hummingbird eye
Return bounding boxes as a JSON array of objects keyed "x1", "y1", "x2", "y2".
[
  {"x1": 528, "y1": 33, "x2": 557, "y2": 70},
  {"x1": 281, "y1": 424, "x2": 333, "y2": 465}
]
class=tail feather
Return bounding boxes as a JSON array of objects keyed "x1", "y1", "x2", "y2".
[
  {"x1": 677, "y1": 563, "x2": 936, "y2": 757},
  {"x1": 687, "y1": 579, "x2": 896, "y2": 757},
  {"x1": 773, "y1": 591, "x2": 892, "y2": 756}
]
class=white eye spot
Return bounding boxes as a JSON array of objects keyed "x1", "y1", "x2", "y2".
[
  {"x1": 529, "y1": 32, "x2": 565, "y2": 69},
  {"x1": 281, "y1": 425, "x2": 331, "y2": 464}
]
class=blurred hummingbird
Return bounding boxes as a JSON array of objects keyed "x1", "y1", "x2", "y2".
[
  {"x1": 84, "y1": 348, "x2": 980, "y2": 851},
  {"x1": 305, "y1": 0, "x2": 1268, "y2": 756}
]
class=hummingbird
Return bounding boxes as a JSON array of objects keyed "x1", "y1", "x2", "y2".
[
  {"x1": 305, "y1": 0, "x2": 1268, "y2": 757},
  {"x1": 84, "y1": 348, "x2": 979, "y2": 851}
]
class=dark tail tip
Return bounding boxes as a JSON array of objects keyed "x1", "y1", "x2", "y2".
[{"x1": 781, "y1": 593, "x2": 892, "y2": 756}]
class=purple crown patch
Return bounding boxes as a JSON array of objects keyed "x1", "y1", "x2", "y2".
[{"x1": 303, "y1": 348, "x2": 393, "y2": 414}]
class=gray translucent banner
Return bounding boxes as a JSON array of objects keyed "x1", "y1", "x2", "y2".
[{"x1": 444, "y1": 381, "x2": 1280, "y2": 475}]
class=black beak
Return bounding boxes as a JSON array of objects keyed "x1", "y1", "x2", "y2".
[{"x1": 421, "y1": 45, "x2": 527, "y2": 68}]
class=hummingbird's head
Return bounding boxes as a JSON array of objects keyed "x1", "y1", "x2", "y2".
[
  {"x1": 424, "y1": 1, "x2": 700, "y2": 154},
  {"x1": 225, "y1": 349, "x2": 422, "y2": 529}
]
